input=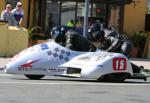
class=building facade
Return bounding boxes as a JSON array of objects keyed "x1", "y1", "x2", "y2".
[{"x1": 0, "y1": 0, "x2": 147, "y2": 35}]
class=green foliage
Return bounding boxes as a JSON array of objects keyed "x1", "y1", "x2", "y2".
[
  {"x1": 129, "y1": 31, "x2": 147, "y2": 47},
  {"x1": 129, "y1": 31, "x2": 148, "y2": 58},
  {"x1": 28, "y1": 26, "x2": 50, "y2": 40}
]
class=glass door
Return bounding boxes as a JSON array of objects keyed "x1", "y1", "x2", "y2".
[
  {"x1": 107, "y1": 5, "x2": 123, "y2": 32},
  {"x1": 61, "y1": 1, "x2": 76, "y2": 26},
  {"x1": 45, "y1": 0, "x2": 61, "y2": 30}
]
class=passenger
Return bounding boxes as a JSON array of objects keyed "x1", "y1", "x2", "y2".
[
  {"x1": 0, "y1": 4, "x2": 17, "y2": 26},
  {"x1": 51, "y1": 25, "x2": 96, "y2": 52},
  {"x1": 75, "y1": 18, "x2": 84, "y2": 35},
  {"x1": 87, "y1": 23, "x2": 145, "y2": 73},
  {"x1": 67, "y1": 19, "x2": 74, "y2": 27},
  {"x1": 12, "y1": 2, "x2": 24, "y2": 27}
]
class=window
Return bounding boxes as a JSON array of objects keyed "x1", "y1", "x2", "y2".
[
  {"x1": 61, "y1": 1, "x2": 76, "y2": 26},
  {"x1": 77, "y1": 2, "x2": 91, "y2": 17},
  {"x1": 45, "y1": 0, "x2": 60, "y2": 29},
  {"x1": 108, "y1": 5, "x2": 122, "y2": 31},
  {"x1": 6, "y1": 0, "x2": 19, "y2": 9},
  {"x1": 33, "y1": 0, "x2": 40, "y2": 26}
]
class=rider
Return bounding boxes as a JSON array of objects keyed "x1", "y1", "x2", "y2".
[
  {"x1": 87, "y1": 23, "x2": 145, "y2": 74},
  {"x1": 51, "y1": 25, "x2": 96, "y2": 52}
]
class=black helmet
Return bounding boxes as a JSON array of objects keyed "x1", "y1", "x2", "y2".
[
  {"x1": 51, "y1": 26, "x2": 65, "y2": 40},
  {"x1": 88, "y1": 23, "x2": 103, "y2": 42}
]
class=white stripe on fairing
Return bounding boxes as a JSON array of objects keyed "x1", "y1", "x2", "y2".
[{"x1": 0, "y1": 81, "x2": 149, "y2": 86}]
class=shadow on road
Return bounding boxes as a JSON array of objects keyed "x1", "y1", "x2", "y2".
[{"x1": 9, "y1": 77, "x2": 150, "y2": 84}]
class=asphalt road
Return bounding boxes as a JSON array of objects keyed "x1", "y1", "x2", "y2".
[{"x1": 0, "y1": 71, "x2": 150, "y2": 103}]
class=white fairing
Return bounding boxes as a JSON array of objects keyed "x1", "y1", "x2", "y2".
[{"x1": 4, "y1": 40, "x2": 133, "y2": 79}]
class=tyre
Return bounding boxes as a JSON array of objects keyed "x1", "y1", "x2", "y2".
[
  {"x1": 25, "y1": 75, "x2": 45, "y2": 80},
  {"x1": 98, "y1": 73, "x2": 129, "y2": 82}
]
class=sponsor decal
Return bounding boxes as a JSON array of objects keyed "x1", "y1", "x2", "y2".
[
  {"x1": 48, "y1": 68, "x2": 65, "y2": 72},
  {"x1": 97, "y1": 65, "x2": 103, "y2": 68},
  {"x1": 78, "y1": 57, "x2": 91, "y2": 61},
  {"x1": 113, "y1": 58, "x2": 127, "y2": 71},
  {"x1": 18, "y1": 59, "x2": 47, "y2": 71},
  {"x1": 77, "y1": 54, "x2": 113, "y2": 62},
  {"x1": 47, "y1": 48, "x2": 71, "y2": 62},
  {"x1": 72, "y1": 63, "x2": 84, "y2": 66},
  {"x1": 18, "y1": 67, "x2": 47, "y2": 71},
  {"x1": 95, "y1": 54, "x2": 113, "y2": 61},
  {"x1": 41, "y1": 44, "x2": 49, "y2": 50},
  {"x1": 20, "y1": 59, "x2": 40, "y2": 68}
]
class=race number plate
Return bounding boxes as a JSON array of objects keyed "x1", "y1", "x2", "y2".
[{"x1": 113, "y1": 58, "x2": 127, "y2": 71}]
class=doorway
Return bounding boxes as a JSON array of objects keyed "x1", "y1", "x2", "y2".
[{"x1": 45, "y1": 0, "x2": 61, "y2": 30}]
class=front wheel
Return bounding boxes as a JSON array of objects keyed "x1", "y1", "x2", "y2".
[{"x1": 25, "y1": 75, "x2": 45, "y2": 80}]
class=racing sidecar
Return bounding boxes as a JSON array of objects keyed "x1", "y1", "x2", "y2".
[{"x1": 4, "y1": 40, "x2": 149, "y2": 82}]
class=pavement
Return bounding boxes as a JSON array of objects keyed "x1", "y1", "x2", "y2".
[
  {"x1": 130, "y1": 58, "x2": 150, "y2": 69},
  {"x1": 0, "y1": 58, "x2": 11, "y2": 70},
  {"x1": 0, "y1": 57, "x2": 150, "y2": 70}
]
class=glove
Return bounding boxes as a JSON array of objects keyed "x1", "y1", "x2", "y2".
[{"x1": 89, "y1": 45, "x2": 96, "y2": 52}]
